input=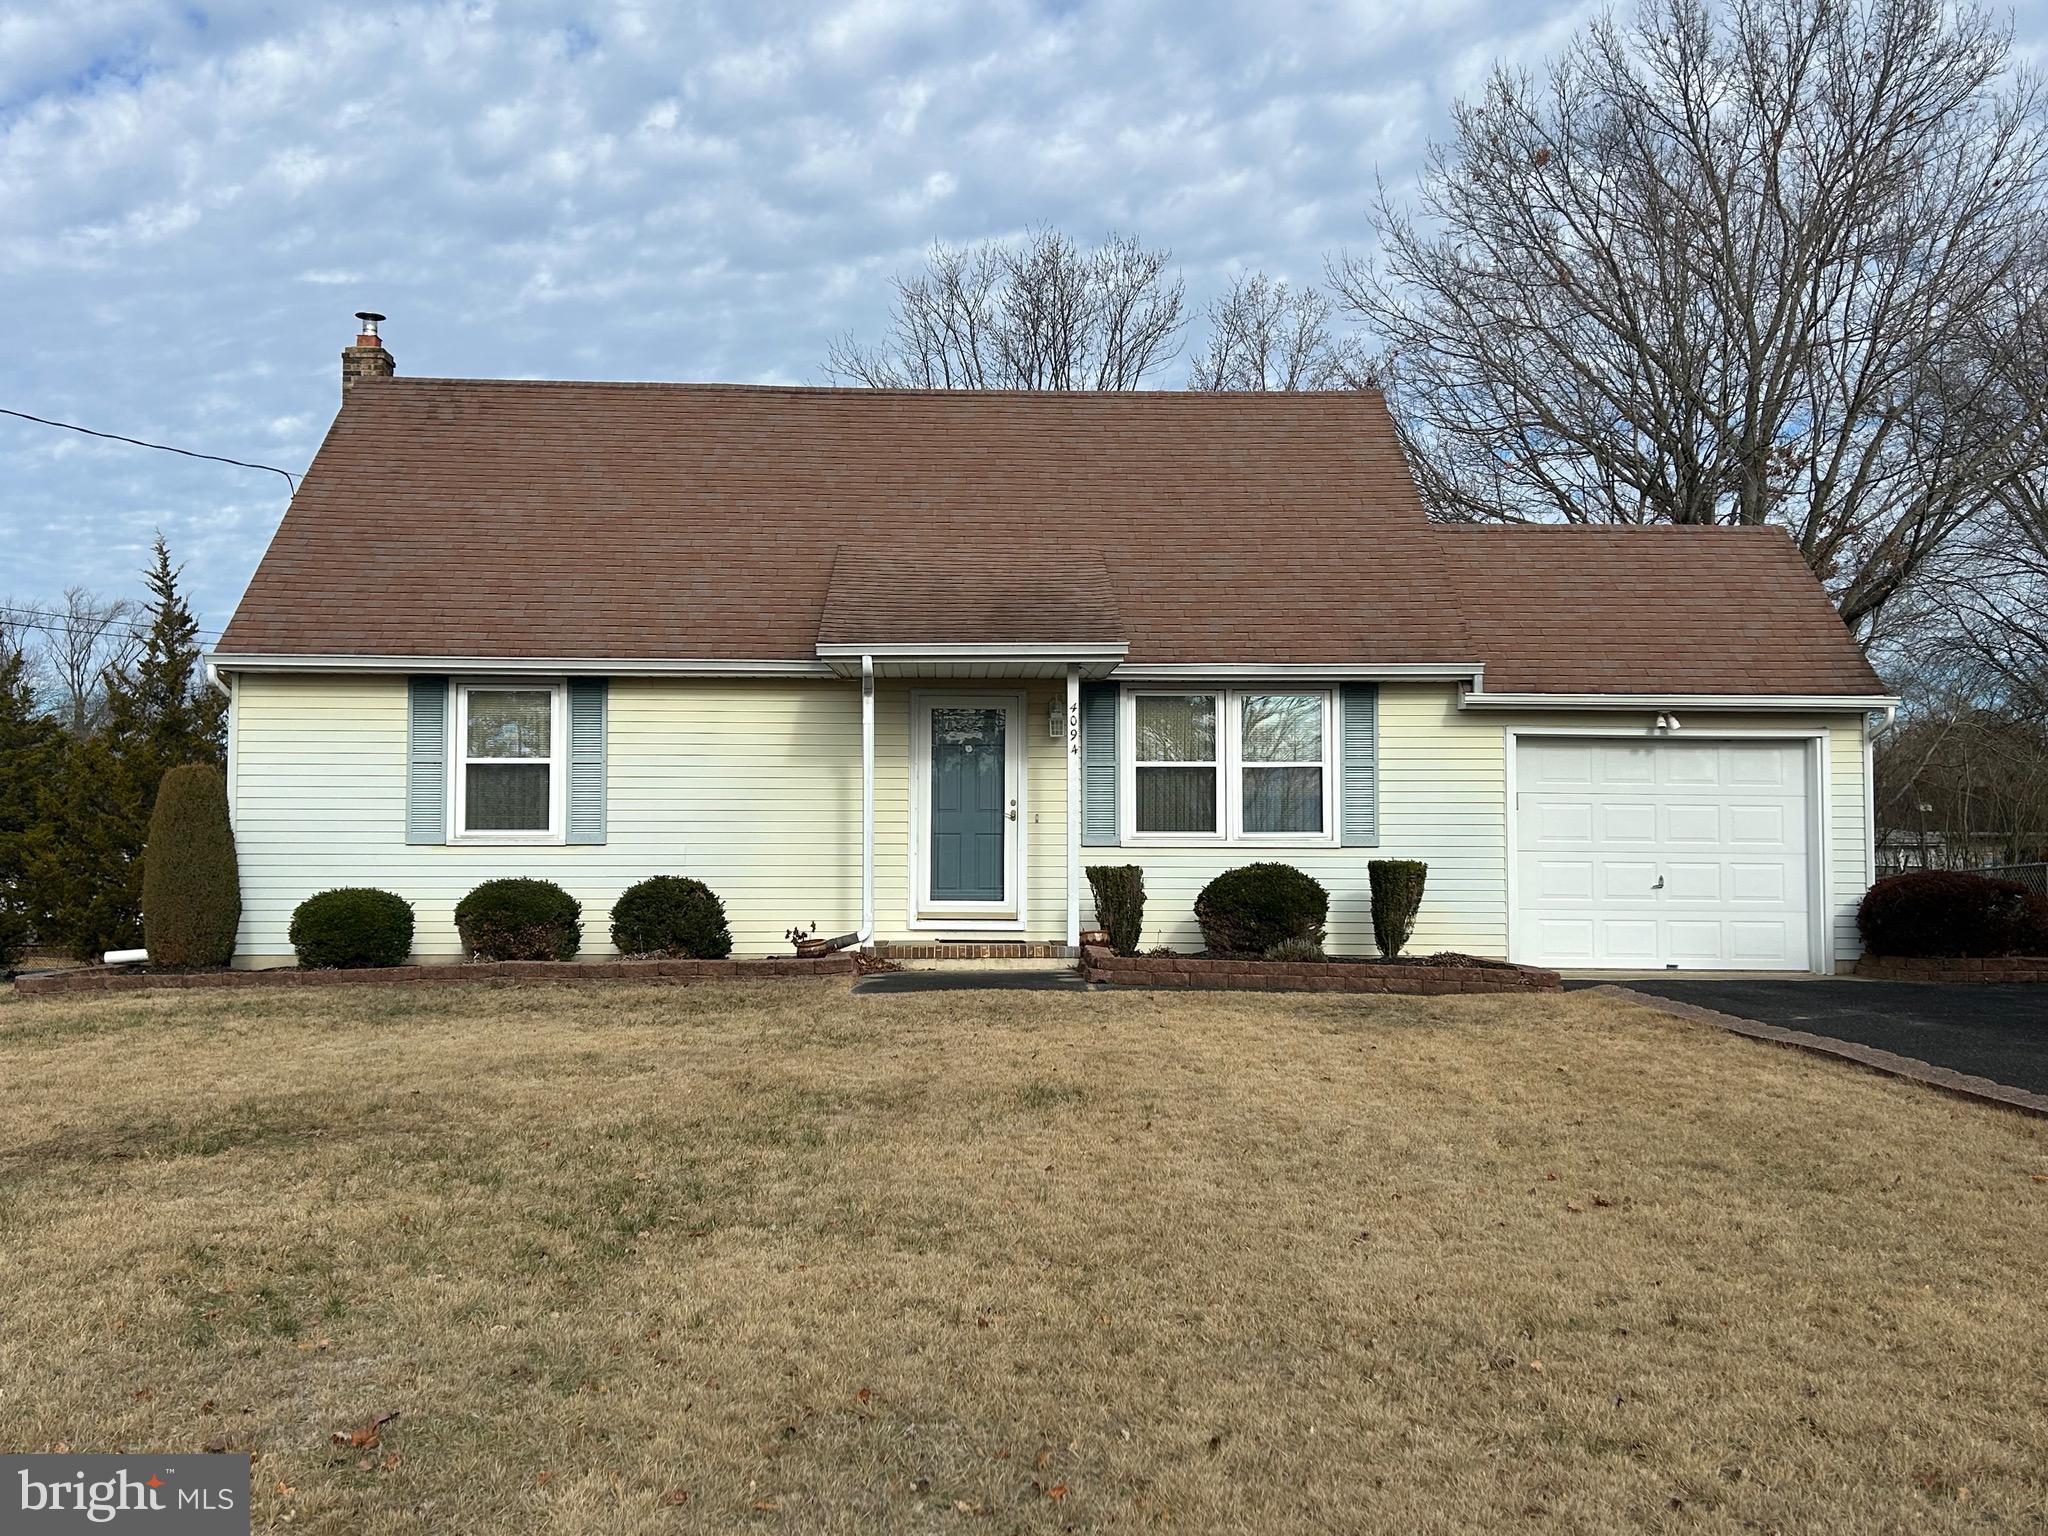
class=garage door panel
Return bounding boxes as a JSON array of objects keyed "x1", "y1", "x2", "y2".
[
  {"x1": 1516, "y1": 738, "x2": 1812, "y2": 972},
  {"x1": 1599, "y1": 802, "x2": 1657, "y2": 842},
  {"x1": 1596, "y1": 745, "x2": 1656, "y2": 785},
  {"x1": 1728, "y1": 861, "x2": 1792, "y2": 902},
  {"x1": 1599, "y1": 919, "x2": 1660, "y2": 963},
  {"x1": 1531, "y1": 802, "x2": 1594, "y2": 844},
  {"x1": 1533, "y1": 918, "x2": 1596, "y2": 963},
  {"x1": 1664, "y1": 862, "x2": 1722, "y2": 901},
  {"x1": 1659, "y1": 745, "x2": 1722, "y2": 786},
  {"x1": 1727, "y1": 803, "x2": 1794, "y2": 847},
  {"x1": 1663, "y1": 803, "x2": 1722, "y2": 843},
  {"x1": 1598, "y1": 861, "x2": 1660, "y2": 901},
  {"x1": 1730, "y1": 920, "x2": 1798, "y2": 963},
  {"x1": 1530, "y1": 858, "x2": 1594, "y2": 901}
]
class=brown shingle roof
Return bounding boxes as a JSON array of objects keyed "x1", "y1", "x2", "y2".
[
  {"x1": 218, "y1": 376, "x2": 1885, "y2": 697},
  {"x1": 818, "y1": 544, "x2": 1124, "y2": 648},
  {"x1": 1440, "y1": 524, "x2": 1884, "y2": 695}
]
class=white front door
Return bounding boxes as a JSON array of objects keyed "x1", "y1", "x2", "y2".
[
  {"x1": 913, "y1": 693, "x2": 1024, "y2": 921},
  {"x1": 1514, "y1": 738, "x2": 1815, "y2": 971}
]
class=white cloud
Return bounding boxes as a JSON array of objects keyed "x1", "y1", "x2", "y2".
[{"x1": 6, "y1": 0, "x2": 2036, "y2": 631}]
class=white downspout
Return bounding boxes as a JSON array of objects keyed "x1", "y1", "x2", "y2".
[
  {"x1": 859, "y1": 654, "x2": 876, "y2": 950},
  {"x1": 1066, "y1": 664, "x2": 1081, "y2": 953}
]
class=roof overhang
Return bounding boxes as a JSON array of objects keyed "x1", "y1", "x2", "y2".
[
  {"x1": 1111, "y1": 662, "x2": 1486, "y2": 684},
  {"x1": 816, "y1": 642, "x2": 1128, "y2": 679},
  {"x1": 208, "y1": 652, "x2": 837, "y2": 678},
  {"x1": 1460, "y1": 690, "x2": 1899, "y2": 718}
]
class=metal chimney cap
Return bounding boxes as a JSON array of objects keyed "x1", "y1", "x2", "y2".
[{"x1": 353, "y1": 311, "x2": 386, "y2": 336}]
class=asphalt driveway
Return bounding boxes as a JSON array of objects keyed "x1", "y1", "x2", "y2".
[{"x1": 1571, "y1": 978, "x2": 2048, "y2": 1096}]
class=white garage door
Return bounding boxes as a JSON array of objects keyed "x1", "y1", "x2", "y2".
[{"x1": 1514, "y1": 738, "x2": 1814, "y2": 971}]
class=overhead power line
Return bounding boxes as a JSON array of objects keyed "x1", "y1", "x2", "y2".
[
  {"x1": 0, "y1": 407, "x2": 298, "y2": 494},
  {"x1": 0, "y1": 603, "x2": 227, "y2": 647}
]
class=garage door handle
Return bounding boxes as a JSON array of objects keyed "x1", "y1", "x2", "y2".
[{"x1": 1652, "y1": 876, "x2": 1665, "y2": 890}]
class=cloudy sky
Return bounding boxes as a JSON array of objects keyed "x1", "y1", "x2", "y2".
[{"x1": 4, "y1": 0, "x2": 2044, "y2": 641}]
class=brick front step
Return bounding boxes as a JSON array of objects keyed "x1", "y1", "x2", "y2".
[
  {"x1": 1079, "y1": 947, "x2": 1561, "y2": 995},
  {"x1": 12, "y1": 955, "x2": 856, "y2": 999},
  {"x1": 871, "y1": 942, "x2": 1073, "y2": 961},
  {"x1": 1853, "y1": 954, "x2": 2048, "y2": 983}
]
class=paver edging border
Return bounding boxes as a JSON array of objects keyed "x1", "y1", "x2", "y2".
[
  {"x1": 1852, "y1": 954, "x2": 2048, "y2": 983},
  {"x1": 12, "y1": 955, "x2": 856, "y2": 999},
  {"x1": 1592, "y1": 983, "x2": 2048, "y2": 1119}
]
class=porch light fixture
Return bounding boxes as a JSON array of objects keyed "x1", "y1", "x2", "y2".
[{"x1": 1655, "y1": 712, "x2": 1684, "y2": 733}]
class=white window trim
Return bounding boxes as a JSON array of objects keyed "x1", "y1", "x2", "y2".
[
  {"x1": 449, "y1": 679, "x2": 568, "y2": 845},
  {"x1": 1119, "y1": 686, "x2": 1339, "y2": 848}
]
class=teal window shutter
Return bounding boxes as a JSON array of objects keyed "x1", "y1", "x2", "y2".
[
  {"x1": 1340, "y1": 683, "x2": 1379, "y2": 847},
  {"x1": 1080, "y1": 681, "x2": 1119, "y2": 846},
  {"x1": 566, "y1": 678, "x2": 608, "y2": 845},
  {"x1": 406, "y1": 677, "x2": 449, "y2": 845}
]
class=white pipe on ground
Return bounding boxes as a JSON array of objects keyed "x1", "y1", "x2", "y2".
[{"x1": 103, "y1": 948, "x2": 148, "y2": 965}]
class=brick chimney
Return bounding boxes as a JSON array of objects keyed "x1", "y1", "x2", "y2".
[{"x1": 342, "y1": 311, "x2": 395, "y2": 395}]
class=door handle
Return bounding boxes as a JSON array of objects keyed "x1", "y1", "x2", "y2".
[
  {"x1": 1652, "y1": 875, "x2": 1665, "y2": 890},
  {"x1": 1007, "y1": 798, "x2": 1018, "y2": 822}
]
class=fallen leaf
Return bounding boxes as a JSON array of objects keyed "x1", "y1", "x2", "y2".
[
  {"x1": 379, "y1": 1454, "x2": 401, "y2": 1472},
  {"x1": 1045, "y1": 1483, "x2": 1068, "y2": 1500},
  {"x1": 856, "y1": 1387, "x2": 871, "y2": 1405},
  {"x1": 1529, "y1": 1360, "x2": 1545, "y2": 1372},
  {"x1": 753, "y1": 1499, "x2": 781, "y2": 1511},
  {"x1": 665, "y1": 1489, "x2": 689, "y2": 1506},
  {"x1": 330, "y1": 1410, "x2": 401, "y2": 1450},
  {"x1": 1565, "y1": 1202, "x2": 1584, "y2": 1213}
]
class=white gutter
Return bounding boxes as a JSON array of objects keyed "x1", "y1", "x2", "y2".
[
  {"x1": 207, "y1": 652, "x2": 836, "y2": 679},
  {"x1": 1113, "y1": 662, "x2": 1486, "y2": 683},
  {"x1": 1461, "y1": 691, "x2": 1900, "y2": 718}
]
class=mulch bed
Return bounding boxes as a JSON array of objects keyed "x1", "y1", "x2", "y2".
[
  {"x1": 1081, "y1": 946, "x2": 1560, "y2": 995},
  {"x1": 11, "y1": 954, "x2": 856, "y2": 1000}
]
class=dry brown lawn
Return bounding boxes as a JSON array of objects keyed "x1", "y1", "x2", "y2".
[{"x1": 0, "y1": 978, "x2": 2043, "y2": 1533}]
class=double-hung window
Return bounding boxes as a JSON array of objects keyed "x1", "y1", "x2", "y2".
[
  {"x1": 1125, "y1": 688, "x2": 1335, "y2": 843},
  {"x1": 453, "y1": 682, "x2": 564, "y2": 841}
]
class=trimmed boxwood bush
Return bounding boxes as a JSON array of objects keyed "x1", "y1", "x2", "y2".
[
  {"x1": 1085, "y1": 864, "x2": 1146, "y2": 956},
  {"x1": 1857, "y1": 870, "x2": 2048, "y2": 958},
  {"x1": 289, "y1": 888, "x2": 415, "y2": 969},
  {"x1": 610, "y1": 875, "x2": 733, "y2": 959},
  {"x1": 1194, "y1": 862, "x2": 1328, "y2": 957},
  {"x1": 1368, "y1": 859, "x2": 1428, "y2": 960},
  {"x1": 455, "y1": 877, "x2": 582, "y2": 962},
  {"x1": 141, "y1": 762, "x2": 241, "y2": 969}
]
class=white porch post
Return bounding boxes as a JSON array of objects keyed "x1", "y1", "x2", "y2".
[
  {"x1": 861, "y1": 655, "x2": 876, "y2": 949},
  {"x1": 1066, "y1": 664, "x2": 1082, "y2": 952}
]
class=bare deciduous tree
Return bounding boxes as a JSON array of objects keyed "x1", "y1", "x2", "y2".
[
  {"x1": 30, "y1": 587, "x2": 143, "y2": 736},
  {"x1": 826, "y1": 229, "x2": 1188, "y2": 390},
  {"x1": 1188, "y1": 271, "x2": 1366, "y2": 391},
  {"x1": 1331, "y1": 0, "x2": 2048, "y2": 633}
]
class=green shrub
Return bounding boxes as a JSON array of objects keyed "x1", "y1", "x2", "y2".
[
  {"x1": 289, "y1": 888, "x2": 415, "y2": 969},
  {"x1": 1194, "y1": 862, "x2": 1328, "y2": 957},
  {"x1": 140, "y1": 763, "x2": 240, "y2": 969},
  {"x1": 0, "y1": 895, "x2": 30, "y2": 972},
  {"x1": 1085, "y1": 864, "x2": 1146, "y2": 956},
  {"x1": 610, "y1": 875, "x2": 733, "y2": 959},
  {"x1": 1857, "y1": 871, "x2": 2048, "y2": 958},
  {"x1": 455, "y1": 878, "x2": 582, "y2": 962},
  {"x1": 1368, "y1": 859, "x2": 1428, "y2": 960},
  {"x1": 1263, "y1": 934, "x2": 1325, "y2": 962}
]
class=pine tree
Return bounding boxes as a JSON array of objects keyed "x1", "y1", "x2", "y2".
[
  {"x1": 29, "y1": 536, "x2": 226, "y2": 958},
  {"x1": 0, "y1": 636, "x2": 60, "y2": 960}
]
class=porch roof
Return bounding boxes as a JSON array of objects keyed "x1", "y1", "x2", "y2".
[{"x1": 815, "y1": 544, "x2": 1126, "y2": 676}]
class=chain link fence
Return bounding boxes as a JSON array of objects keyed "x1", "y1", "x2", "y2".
[{"x1": 1979, "y1": 863, "x2": 2048, "y2": 897}]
